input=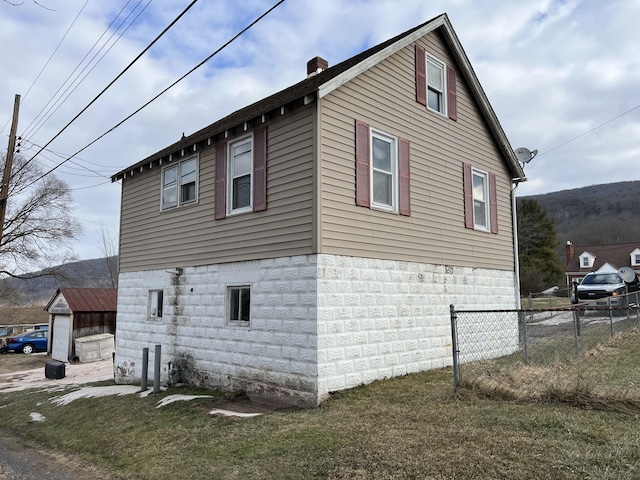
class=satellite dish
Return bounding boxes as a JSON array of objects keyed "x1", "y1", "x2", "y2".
[
  {"x1": 514, "y1": 147, "x2": 537, "y2": 164},
  {"x1": 618, "y1": 267, "x2": 637, "y2": 283}
]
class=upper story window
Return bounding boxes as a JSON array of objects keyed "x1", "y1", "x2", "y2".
[
  {"x1": 579, "y1": 252, "x2": 595, "y2": 269},
  {"x1": 472, "y1": 169, "x2": 489, "y2": 231},
  {"x1": 355, "y1": 120, "x2": 410, "y2": 216},
  {"x1": 371, "y1": 129, "x2": 398, "y2": 212},
  {"x1": 229, "y1": 137, "x2": 253, "y2": 215},
  {"x1": 463, "y1": 163, "x2": 497, "y2": 234},
  {"x1": 161, "y1": 156, "x2": 197, "y2": 210},
  {"x1": 415, "y1": 45, "x2": 457, "y2": 121},
  {"x1": 631, "y1": 249, "x2": 640, "y2": 266},
  {"x1": 214, "y1": 127, "x2": 267, "y2": 220},
  {"x1": 427, "y1": 55, "x2": 445, "y2": 114}
]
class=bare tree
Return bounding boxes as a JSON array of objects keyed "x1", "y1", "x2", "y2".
[
  {"x1": 0, "y1": 153, "x2": 82, "y2": 278},
  {"x1": 97, "y1": 223, "x2": 118, "y2": 288}
]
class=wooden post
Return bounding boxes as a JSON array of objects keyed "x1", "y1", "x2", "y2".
[{"x1": 0, "y1": 94, "x2": 21, "y2": 244}]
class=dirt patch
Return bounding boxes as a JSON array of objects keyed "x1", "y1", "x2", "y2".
[{"x1": 0, "y1": 352, "x2": 50, "y2": 375}]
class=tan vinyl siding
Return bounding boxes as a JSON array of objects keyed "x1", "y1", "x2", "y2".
[
  {"x1": 319, "y1": 29, "x2": 516, "y2": 271},
  {"x1": 118, "y1": 104, "x2": 315, "y2": 273}
]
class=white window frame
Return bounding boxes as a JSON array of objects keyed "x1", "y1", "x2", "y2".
[
  {"x1": 472, "y1": 168, "x2": 490, "y2": 231},
  {"x1": 370, "y1": 128, "x2": 398, "y2": 213},
  {"x1": 426, "y1": 54, "x2": 446, "y2": 115},
  {"x1": 148, "y1": 290, "x2": 164, "y2": 320},
  {"x1": 161, "y1": 156, "x2": 198, "y2": 211},
  {"x1": 227, "y1": 136, "x2": 253, "y2": 216},
  {"x1": 579, "y1": 253, "x2": 594, "y2": 268},
  {"x1": 227, "y1": 285, "x2": 251, "y2": 326},
  {"x1": 631, "y1": 249, "x2": 640, "y2": 266}
]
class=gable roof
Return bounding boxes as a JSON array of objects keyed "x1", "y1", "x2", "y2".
[
  {"x1": 112, "y1": 13, "x2": 525, "y2": 182},
  {"x1": 45, "y1": 288, "x2": 117, "y2": 313},
  {"x1": 565, "y1": 242, "x2": 640, "y2": 273}
]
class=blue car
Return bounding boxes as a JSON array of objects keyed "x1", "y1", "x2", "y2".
[{"x1": 2, "y1": 330, "x2": 49, "y2": 354}]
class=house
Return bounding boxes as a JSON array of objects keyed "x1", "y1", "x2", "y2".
[
  {"x1": 45, "y1": 288, "x2": 117, "y2": 362},
  {"x1": 111, "y1": 13, "x2": 526, "y2": 406},
  {"x1": 564, "y1": 240, "x2": 640, "y2": 285}
]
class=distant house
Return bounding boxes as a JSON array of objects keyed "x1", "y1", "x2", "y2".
[
  {"x1": 45, "y1": 288, "x2": 117, "y2": 362},
  {"x1": 110, "y1": 13, "x2": 526, "y2": 406},
  {"x1": 565, "y1": 240, "x2": 640, "y2": 284}
]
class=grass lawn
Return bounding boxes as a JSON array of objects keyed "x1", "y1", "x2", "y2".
[{"x1": 2, "y1": 331, "x2": 640, "y2": 479}]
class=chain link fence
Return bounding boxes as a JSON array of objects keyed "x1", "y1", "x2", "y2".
[{"x1": 450, "y1": 291, "x2": 640, "y2": 388}]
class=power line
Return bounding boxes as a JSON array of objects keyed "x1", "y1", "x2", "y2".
[
  {"x1": 23, "y1": 0, "x2": 287, "y2": 190},
  {"x1": 0, "y1": 0, "x2": 89, "y2": 137},
  {"x1": 16, "y1": 0, "x2": 200, "y2": 181},
  {"x1": 23, "y1": 0, "x2": 150, "y2": 139},
  {"x1": 537, "y1": 103, "x2": 640, "y2": 158}
]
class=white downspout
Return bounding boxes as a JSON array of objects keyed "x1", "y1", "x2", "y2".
[{"x1": 512, "y1": 182, "x2": 521, "y2": 309}]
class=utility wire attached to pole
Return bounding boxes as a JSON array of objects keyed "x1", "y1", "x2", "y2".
[{"x1": 0, "y1": 94, "x2": 21, "y2": 244}]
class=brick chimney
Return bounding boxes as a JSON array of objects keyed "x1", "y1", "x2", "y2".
[
  {"x1": 565, "y1": 241, "x2": 574, "y2": 265},
  {"x1": 307, "y1": 56, "x2": 328, "y2": 77}
]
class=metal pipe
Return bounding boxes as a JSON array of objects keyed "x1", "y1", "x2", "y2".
[
  {"x1": 140, "y1": 347, "x2": 149, "y2": 392},
  {"x1": 153, "y1": 344, "x2": 161, "y2": 393}
]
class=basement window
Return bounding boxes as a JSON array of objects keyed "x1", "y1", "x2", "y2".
[
  {"x1": 148, "y1": 290, "x2": 164, "y2": 320},
  {"x1": 227, "y1": 285, "x2": 250, "y2": 326}
]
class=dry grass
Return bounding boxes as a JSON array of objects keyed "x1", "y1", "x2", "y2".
[
  {"x1": 1, "y1": 331, "x2": 640, "y2": 479},
  {"x1": 0, "y1": 351, "x2": 50, "y2": 374},
  {"x1": 462, "y1": 328, "x2": 640, "y2": 415}
]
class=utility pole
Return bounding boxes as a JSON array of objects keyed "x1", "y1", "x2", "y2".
[{"x1": 0, "y1": 94, "x2": 21, "y2": 244}]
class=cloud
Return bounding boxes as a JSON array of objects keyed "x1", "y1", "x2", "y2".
[{"x1": 0, "y1": 0, "x2": 638, "y2": 261}]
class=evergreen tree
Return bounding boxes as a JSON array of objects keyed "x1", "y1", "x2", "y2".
[{"x1": 517, "y1": 198, "x2": 564, "y2": 295}]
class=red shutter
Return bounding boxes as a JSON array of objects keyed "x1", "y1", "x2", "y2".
[
  {"x1": 447, "y1": 65, "x2": 457, "y2": 121},
  {"x1": 215, "y1": 143, "x2": 227, "y2": 220},
  {"x1": 355, "y1": 119, "x2": 370, "y2": 207},
  {"x1": 253, "y1": 127, "x2": 267, "y2": 212},
  {"x1": 398, "y1": 137, "x2": 410, "y2": 216},
  {"x1": 415, "y1": 45, "x2": 427, "y2": 106},
  {"x1": 463, "y1": 163, "x2": 473, "y2": 229},
  {"x1": 489, "y1": 172, "x2": 498, "y2": 234}
]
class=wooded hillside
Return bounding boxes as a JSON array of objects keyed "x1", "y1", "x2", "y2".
[{"x1": 518, "y1": 180, "x2": 640, "y2": 262}]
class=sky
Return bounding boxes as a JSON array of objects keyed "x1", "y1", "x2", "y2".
[{"x1": 0, "y1": 0, "x2": 638, "y2": 262}]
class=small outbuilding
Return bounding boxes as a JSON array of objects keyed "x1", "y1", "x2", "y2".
[{"x1": 45, "y1": 288, "x2": 117, "y2": 362}]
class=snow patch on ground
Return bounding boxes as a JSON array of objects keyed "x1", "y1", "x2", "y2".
[
  {"x1": 51, "y1": 385, "x2": 148, "y2": 406},
  {"x1": 29, "y1": 412, "x2": 45, "y2": 422},
  {"x1": 155, "y1": 394, "x2": 212, "y2": 408},
  {"x1": 209, "y1": 408, "x2": 262, "y2": 418}
]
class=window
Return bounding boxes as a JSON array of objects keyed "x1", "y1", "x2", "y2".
[
  {"x1": 582, "y1": 257, "x2": 590, "y2": 267},
  {"x1": 371, "y1": 130, "x2": 397, "y2": 211},
  {"x1": 355, "y1": 120, "x2": 410, "y2": 216},
  {"x1": 229, "y1": 137, "x2": 253, "y2": 214},
  {"x1": 472, "y1": 169, "x2": 489, "y2": 230},
  {"x1": 227, "y1": 286, "x2": 250, "y2": 325},
  {"x1": 463, "y1": 163, "x2": 497, "y2": 233},
  {"x1": 415, "y1": 45, "x2": 457, "y2": 121},
  {"x1": 148, "y1": 290, "x2": 163, "y2": 320},
  {"x1": 161, "y1": 156, "x2": 197, "y2": 210},
  {"x1": 427, "y1": 55, "x2": 445, "y2": 114},
  {"x1": 631, "y1": 249, "x2": 640, "y2": 266},
  {"x1": 215, "y1": 128, "x2": 267, "y2": 220}
]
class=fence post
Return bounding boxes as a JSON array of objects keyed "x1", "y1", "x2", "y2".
[
  {"x1": 522, "y1": 305, "x2": 529, "y2": 367},
  {"x1": 608, "y1": 297, "x2": 614, "y2": 338},
  {"x1": 636, "y1": 292, "x2": 639, "y2": 324},
  {"x1": 573, "y1": 310, "x2": 580, "y2": 356},
  {"x1": 450, "y1": 305, "x2": 460, "y2": 388}
]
